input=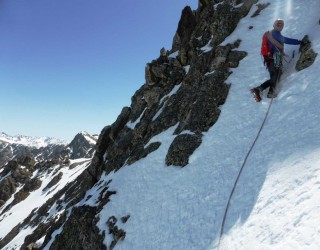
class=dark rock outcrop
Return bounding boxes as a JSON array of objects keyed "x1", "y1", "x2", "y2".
[
  {"x1": 84, "y1": 0, "x2": 251, "y2": 177},
  {"x1": 0, "y1": 177, "x2": 16, "y2": 207},
  {"x1": 34, "y1": 2, "x2": 253, "y2": 247},
  {"x1": 172, "y1": 6, "x2": 197, "y2": 57},
  {"x1": 49, "y1": 206, "x2": 105, "y2": 250},
  {"x1": 296, "y1": 35, "x2": 318, "y2": 71},
  {"x1": 68, "y1": 132, "x2": 97, "y2": 159},
  {"x1": 43, "y1": 172, "x2": 63, "y2": 191},
  {"x1": 166, "y1": 134, "x2": 202, "y2": 167},
  {"x1": 0, "y1": 160, "x2": 33, "y2": 209},
  {"x1": 251, "y1": 2, "x2": 270, "y2": 18},
  {"x1": 0, "y1": 1, "x2": 259, "y2": 249}
]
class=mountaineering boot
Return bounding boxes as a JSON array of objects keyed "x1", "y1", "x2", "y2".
[
  {"x1": 250, "y1": 87, "x2": 262, "y2": 102},
  {"x1": 267, "y1": 88, "x2": 274, "y2": 98}
]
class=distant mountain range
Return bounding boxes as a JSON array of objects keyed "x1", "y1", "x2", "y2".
[
  {"x1": 0, "y1": 131, "x2": 97, "y2": 168},
  {"x1": 0, "y1": 132, "x2": 68, "y2": 148}
]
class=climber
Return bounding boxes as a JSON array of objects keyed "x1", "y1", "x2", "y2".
[{"x1": 251, "y1": 19, "x2": 301, "y2": 102}]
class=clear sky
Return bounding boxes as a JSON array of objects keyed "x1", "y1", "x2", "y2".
[{"x1": 0, "y1": 0, "x2": 197, "y2": 141}]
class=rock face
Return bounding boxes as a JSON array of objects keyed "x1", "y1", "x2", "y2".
[
  {"x1": 0, "y1": 131, "x2": 97, "y2": 206},
  {"x1": 0, "y1": 131, "x2": 97, "y2": 248},
  {"x1": 93, "y1": 0, "x2": 253, "y2": 176},
  {"x1": 166, "y1": 134, "x2": 202, "y2": 167},
  {"x1": 0, "y1": 1, "x2": 259, "y2": 249},
  {"x1": 0, "y1": 131, "x2": 96, "y2": 209},
  {"x1": 296, "y1": 35, "x2": 318, "y2": 71},
  {"x1": 68, "y1": 131, "x2": 96, "y2": 159},
  {"x1": 48, "y1": 206, "x2": 105, "y2": 250},
  {"x1": 44, "y1": 1, "x2": 253, "y2": 247}
]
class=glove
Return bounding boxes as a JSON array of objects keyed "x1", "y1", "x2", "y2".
[{"x1": 299, "y1": 39, "x2": 311, "y2": 52}]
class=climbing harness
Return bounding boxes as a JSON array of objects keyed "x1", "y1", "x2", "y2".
[{"x1": 273, "y1": 52, "x2": 282, "y2": 68}]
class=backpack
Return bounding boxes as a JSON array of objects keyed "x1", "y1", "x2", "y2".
[
  {"x1": 261, "y1": 31, "x2": 274, "y2": 65},
  {"x1": 261, "y1": 31, "x2": 271, "y2": 58}
]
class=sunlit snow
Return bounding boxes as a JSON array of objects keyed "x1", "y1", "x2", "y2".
[{"x1": 1, "y1": 0, "x2": 320, "y2": 249}]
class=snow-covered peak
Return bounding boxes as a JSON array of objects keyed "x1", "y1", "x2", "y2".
[
  {"x1": 0, "y1": 132, "x2": 68, "y2": 148},
  {"x1": 78, "y1": 131, "x2": 97, "y2": 145}
]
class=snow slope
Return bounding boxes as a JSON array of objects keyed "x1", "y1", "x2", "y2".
[
  {"x1": 2, "y1": 0, "x2": 320, "y2": 249},
  {"x1": 79, "y1": 1, "x2": 320, "y2": 249},
  {"x1": 0, "y1": 158, "x2": 90, "y2": 249}
]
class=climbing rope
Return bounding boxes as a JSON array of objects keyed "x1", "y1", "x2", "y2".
[
  {"x1": 216, "y1": 47, "x2": 295, "y2": 248},
  {"x1": 217, "y1": 95, "x2": 275, "y2": 250}
]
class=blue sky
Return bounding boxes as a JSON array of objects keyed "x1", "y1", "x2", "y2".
[{"x1": 0, "y1": 0, "x2": 197, "y2": 141}]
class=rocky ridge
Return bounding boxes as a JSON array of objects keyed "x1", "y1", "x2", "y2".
[
  {"x1": 0, "y1": 131, "x2": 97, "y2": 248},
  {"x1": 0, "y1": 0, "x2": 316, "y2": 249},
  {"x1": 0, "y1": 1, "x2": 255, "y2": 248}
]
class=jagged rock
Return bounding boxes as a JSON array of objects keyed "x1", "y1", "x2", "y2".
[
  {"x1": 0, "y1": 162, "x2": 15, "y2": 180},
  {"x1": 97, "y1": 108, "x2": 133, "y2": 173},
  {"x1": 145, "y1": 64, "x2": 156, "y2": 86},
  {"x1": 0, "y1": 223, "x2": 20, "y2": 249},
  {"x1": 21, "y1": 156, "x2": 36, "y2": 169},
  {"x1": 4, "y1": 177, "x2": 42, "y2": 209},
  {"x1": 144, "y1": 87, "x2": 162, "y2": 107},
  {"x1": 21, "y1": 212, "x2": 64, "y2": 249},
  {"x1": 0, "y1": 177, "x2": 16, "y2": 207},
  {"x1": 0, "y1": 143, "x2": 13, "y2": 168},
  {"x1": 211, "y1": 3, "x2": 243, "y2": 46},
  {"x1": 172, "y1": 6, "x2": 197, "y2": 54},
  {"x1": 95, "y1": 126, "x2": 112, "y2": 157},
  {"x1": 209, "y1": 45, "x2": 233, "y2": 70},
  {"x1": 160, "y1": 47, "x2": 168, "y2": 57},
  {"x1": 198, "y1": 0, "x2": 210, "y2": 12},
  {"x1": 68, "y1": 132, "x2": 96, "y2": 159},
  {"x1": 43, "y1": 172, "x2": 63, "y2": 191},
  {"x1": 130, "y1": 87, "x2": 147, "y2": 122},
  {"x1": 251, "y1": 2, "x2": 270, "y2": 18},
  {"x1": 110, "y1": 107, "x2": 131, "y2": 142},
  {"x1": 33, "y1": 159, "x2": 57, "y2": 174},
  {"x1": 296, "y1": 35, "x2": 318, "y2": 71},
  {"x1": 127, "y1": 141, "x2": 161, "y2": 165},
  {"x1": 174, "y1": 83, "x2": 227, "y2": 132},
  {"x1": 24, "y1": 177, "x2": 42, "y2": 192},
  {"x1": 49, "y1": 206, "x2": 105, "y2": 250},
  {"x1": 145, "y1": 55, "x2": 185, "y2": 87},
  {"x1": 12, "y1": 190, "x2": 30, "y2": 205},
  {"x1": 26, "y1": 242, "x2": 41, "y2": 250},
  {"x1": 0, "y1": 1, "x2": 258, "y2": 248},
  {"x1": 121, "y1": 215, "x2": 130, "y2": 223},
  {"x1": 88, "y1": 107, "x2": 131, "y2": 176},
  {"x1": 242, "y1": 0, "x2": 259, "y2": 15},
  {"x1": 15, "y1": 168, "x2": 104, "y2": 249},
  {"x1": 107, "y1": 215, "x2": 126, "y2": 250},
  {"x1": 227, "y1": 50, "x2": 248, "y2": 68},
  {"x1": 166, "y1": 134, "x2": 202, "y2": 167},
  {"x1": 12, "y1": 165, "x2": 32, "y2": 183},
  {"x1": 89, "y1": 126, "x2": 113, "y2": 179}
]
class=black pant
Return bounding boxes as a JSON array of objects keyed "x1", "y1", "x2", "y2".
[{"x1": 259, "y1": 60, "x2": 281, "y2": 92}]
